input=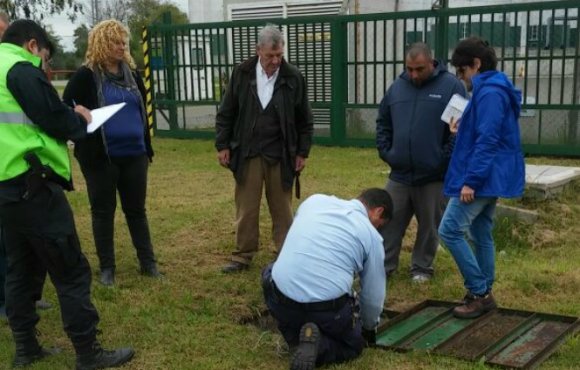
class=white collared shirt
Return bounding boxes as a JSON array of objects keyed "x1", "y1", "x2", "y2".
[{"x1": 256, "y1": 58, "x2": 279, "y2": 109}]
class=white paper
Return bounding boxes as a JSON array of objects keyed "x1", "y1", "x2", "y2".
[
  {"x1": 440, "y1": 94, "x2": 469, "y2": 124},
  {"x1": 87, "y1": 103, "x2": 127, "y2": 133}
]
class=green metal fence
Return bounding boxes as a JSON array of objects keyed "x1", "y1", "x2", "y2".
[{"x1": 147, "y1": 0, "x2": 580, "y2": 156}]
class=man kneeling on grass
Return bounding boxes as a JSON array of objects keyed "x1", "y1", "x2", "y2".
[{"x1": 262, "y1": 188, "x2": 393, "y2": 370}]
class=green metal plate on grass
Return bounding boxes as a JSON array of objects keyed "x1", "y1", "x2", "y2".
[
  {"x1": 375, "y1": 306, "x2": 448, "y2": 346},
  {"x1": 437, "y1": 311, "x2": 532, "y2": 360},
  {"x1": 488, "y1": 320, "x2": 574, "y2": 368},
  {"x1": 402, "y1": 313, "x2": 475, "y2": 350},
  {"x1": 376, "y1": 300, "x2": 579, "y2": 369}
]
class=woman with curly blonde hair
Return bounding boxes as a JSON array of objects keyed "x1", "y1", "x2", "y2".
[{"x1": 64, "y1": 19, "x2": 160, "y2": 286}]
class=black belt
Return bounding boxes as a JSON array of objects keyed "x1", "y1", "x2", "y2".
[{"x1": 272, "y1": 280, "x2": 349, "y2": 312}]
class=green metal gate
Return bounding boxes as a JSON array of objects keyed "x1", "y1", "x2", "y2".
[{"x1": 147, "y1": 0, "x2": 580, "y2": 156}]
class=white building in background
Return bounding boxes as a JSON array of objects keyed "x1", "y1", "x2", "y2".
[{"x1": 190, "y1": 0, "x2": 568, "y2": 23}]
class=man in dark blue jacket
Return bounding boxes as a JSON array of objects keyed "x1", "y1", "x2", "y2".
[
  {"x1": 439, "y1": 37, "x2": 525, "y2": 319},
  {"x1": 376, "y1": 43, "x2": 466, "y2": 282}
]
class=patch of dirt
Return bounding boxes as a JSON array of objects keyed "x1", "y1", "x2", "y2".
[
  {"x1": 239, "y1": 309, "x2": 279, "y2": 332},
  {"x1": 438, "y1": 313, "x2": 527, "y2": 359}
]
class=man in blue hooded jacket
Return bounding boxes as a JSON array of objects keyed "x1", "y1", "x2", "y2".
[
  {"x1": 439, "y1": 37, "x2": 525, "y2": 319},
  {"x1": 376, "y1": 43, "x2": 466, "y2": 282}
]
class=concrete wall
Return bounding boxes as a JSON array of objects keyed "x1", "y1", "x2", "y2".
[{"x1": 190, "y1": 0, "x2": 223, "y2": 23}]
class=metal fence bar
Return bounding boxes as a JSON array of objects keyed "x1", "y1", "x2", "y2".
[
  {"x1": 560, "y1": 8, "x2": 568, "y2": 105},
  {"x1": 373, "y1": 20, "x2": 377, "y2": 103},
  {"x1": 148, "y1": 0, "x2": 580, "y2": 156},
  {"x1": 573, "y1": 9, "x2": 580, "y2": 106},
  {"x1": 535, "y1": 10, "x2": 542, "y2": 106},
  {"x1": 548, "y1": 8, "x2": 555, "y2": 105},
  {"x1": 524, "y1": 10, "x2": 530, "y2": 103}
]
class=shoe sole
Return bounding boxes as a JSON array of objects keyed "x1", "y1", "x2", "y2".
[{"x1": 291, "y1": 323, "x2": 320, "y2": 370}]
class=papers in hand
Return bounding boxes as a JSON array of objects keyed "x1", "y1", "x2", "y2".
[
  {"x1": 86, "y1": 103, "x2": 126, "y2": 133},
  {"x1": 441, "y1": 94, "x2": 469, "y2": 125}
]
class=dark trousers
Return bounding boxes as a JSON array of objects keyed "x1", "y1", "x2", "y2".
[
  {"x1": 262, "y1": 265, "x2": 364, "y2": 367},
  {"x1": 0, "y1": 183, "x2": 99, "y2": 344},
  {"x1": 0, "y1": 230, "x2": 46, "y2": 309},
  {"x1": 80, "y1": 154, "x2": 156, "y2": 271},
  {"x1": 0, "y1": 228, "x2": 5, "y2": 307},
  {"x1": 381, "y1": 180, "x2": 445, "y2": 277}
]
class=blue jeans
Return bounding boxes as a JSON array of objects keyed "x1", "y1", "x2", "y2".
[{"x1": 438, "y1": 197, "x2": 497, "y2": 296}]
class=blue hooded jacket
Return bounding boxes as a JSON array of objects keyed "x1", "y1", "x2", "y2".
[
  {"x1": 376, "y1": 61, "x2": 467, "y2": 186},
  {"x1": 444, "y1": 70, "x2": 525, "y2": 198}
]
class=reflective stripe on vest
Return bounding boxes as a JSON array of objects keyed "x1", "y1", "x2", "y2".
[{"x1": 0, "y1": 112, "x2": 34, "y2": 125}]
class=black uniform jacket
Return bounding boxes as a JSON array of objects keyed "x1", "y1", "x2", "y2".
[{"x1": 0, "y1": 60, "x2": 87, "y2": 202}]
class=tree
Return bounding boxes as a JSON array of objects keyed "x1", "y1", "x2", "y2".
[
  {"x1": 85, "y1": 0, "x2": 131, "y2": 25},
  {"x1": 127, "y1": 1, "x2": 188, "y2": 68},
  {"x1": 73, "y1": 24, "x2": 89, "y2": 60},
  {"x1": 45, "y1": 26, "x2": 65, "y2": 66},
  {"x1": 0, "y1": 0, "x2": 83, "y2": 21},
  {"x1": 43, "y1": 26, "x2": 77, "y2": 71},
  {"x1": 68, "y1": 0, "x2": 188, "y2": 68}
]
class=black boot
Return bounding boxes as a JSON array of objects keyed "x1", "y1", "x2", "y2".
[
  {"x1": 13, "y1": 331, "x2": 59, "y2": 367},
  {"x1": 291, "y1": 323, "x2": 321, "y2": 370},
  {"x1": 99, "y1": 268, "x2": 115, "y2": 286},
  {"x1": 75, "y1": 341, "x2": 134, "y2": 370},
  {"x1": 140, "y1": 263, "x2": 162, "y2": 278}
]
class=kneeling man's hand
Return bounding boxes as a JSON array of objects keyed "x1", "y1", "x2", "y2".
[{"x1": 362, "y1": 328, "x2": 376, "y2": 346}]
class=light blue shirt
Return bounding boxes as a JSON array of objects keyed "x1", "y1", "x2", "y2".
[{"x1": 272, "y1": 194, "x2": 386, "y2": 330}]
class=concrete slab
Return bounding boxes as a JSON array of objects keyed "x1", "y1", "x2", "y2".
[
  {"x1": 526, "y1": 164, "x2": 580, "y2": 189},
  {"x1": 525, "y1": 164, "x2": 580, "y2": 199}
]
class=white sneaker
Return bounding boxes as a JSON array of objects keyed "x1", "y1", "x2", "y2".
[{"x1": 411, "y1": 274, "x2": 431, "y2": 284}]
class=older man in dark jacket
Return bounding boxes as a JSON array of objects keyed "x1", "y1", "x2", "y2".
[
  {"x1": 216, "y1": 25, "x2": 314, "y2": 273},
  {"x1": 376, "y1": 43, "x2": 466, "y2": 282}
]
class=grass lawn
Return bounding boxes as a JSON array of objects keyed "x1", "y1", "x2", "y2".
[{"x1": 0, "y1": 138, "x2": 578, "y2": 369}]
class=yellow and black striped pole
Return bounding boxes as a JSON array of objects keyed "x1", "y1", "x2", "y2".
[{"x1": 142, "y1": 26, "x2": 154, "y2": 136}]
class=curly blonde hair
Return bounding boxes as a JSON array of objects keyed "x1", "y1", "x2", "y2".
[{"x1": 85, "y1": 19, "x2": 136, "y2": 70}]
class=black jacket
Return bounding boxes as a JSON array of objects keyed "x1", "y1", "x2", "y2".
[
  {"x1": 62, "y1": 66, "x2": 154, "y2": 166},
  {"x1": 215, "y1": 56, "x2": 314, "y2": 191}
]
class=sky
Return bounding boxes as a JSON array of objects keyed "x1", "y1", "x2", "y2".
[{"x1": 45, "y1": 0, "x2": 189, "y2": 52}]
